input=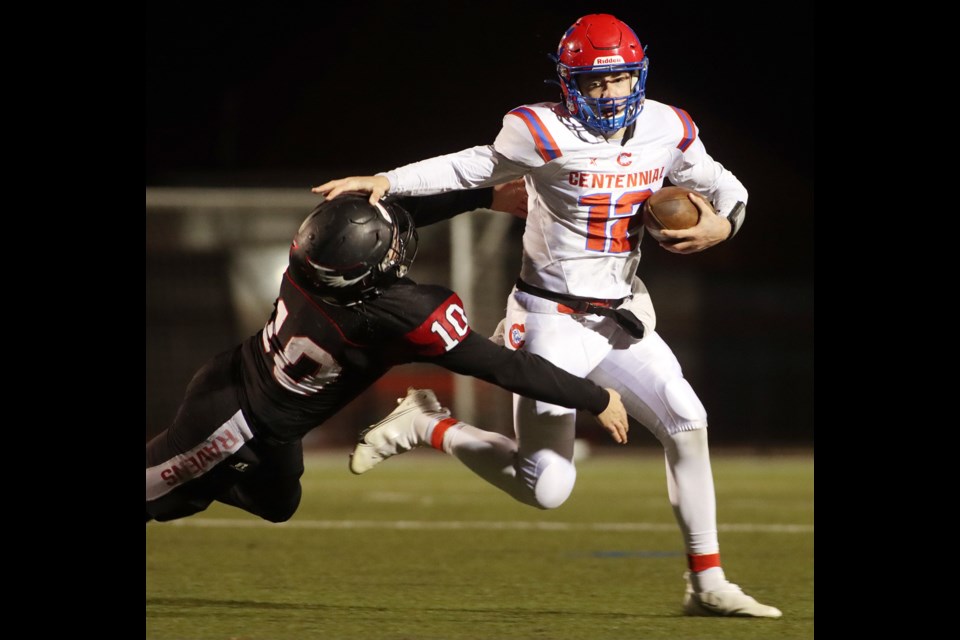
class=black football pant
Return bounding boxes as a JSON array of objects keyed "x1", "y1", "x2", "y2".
[{"x1": 146, "y1": 348, "x2": 304, "y2": 523}]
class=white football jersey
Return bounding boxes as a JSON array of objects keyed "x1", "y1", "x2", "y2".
[{"x1": 383, "y1": 99, "x2": 747, "y2": 300}]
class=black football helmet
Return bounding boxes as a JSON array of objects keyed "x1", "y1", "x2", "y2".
[{"x1": 288, "y1": 193, "x2": 418, "y2": 305}]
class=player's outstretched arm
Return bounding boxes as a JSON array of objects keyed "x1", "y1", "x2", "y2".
[
  {"x1": 596, "y1": 388, "x2": 629, "y2": 444},
  {"x1": 312, "y1": 175, "x2": 390, "y2": 205},
  {"x1": 433, "y1": 332, "x2": 629, "y2": 445},
  {"x1": 658, "y1": 193, "x2": 732, "y2": 254}
]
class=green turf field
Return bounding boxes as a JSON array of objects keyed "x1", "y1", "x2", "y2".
[{"x1": 146, "y1": 450, "x2": 813, "y2": 639}]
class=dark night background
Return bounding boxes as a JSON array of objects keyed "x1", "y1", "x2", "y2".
[{"x1": 146, "y1": 1, "x2": 814, "y2": 446}]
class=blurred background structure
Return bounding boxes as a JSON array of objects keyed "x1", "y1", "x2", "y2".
[{"x1": 146, "y1": 1, "x2": 814, "y2": 450}]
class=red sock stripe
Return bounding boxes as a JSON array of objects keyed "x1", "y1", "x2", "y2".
[
  {"x1": 688, "y1": 553, "x2": 721, "y2": 572},
  {"x1": 430, "y1": 417, "x2": 459, "y2": 450}
]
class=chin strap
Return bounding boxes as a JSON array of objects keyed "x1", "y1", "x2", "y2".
[{"x1": 725, "y1": 201, "x2": 746, "y2": 240}]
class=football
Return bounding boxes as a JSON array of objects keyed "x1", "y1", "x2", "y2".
[{"x1": 642, "y1": 186, "x2": 709, "y2": 243}]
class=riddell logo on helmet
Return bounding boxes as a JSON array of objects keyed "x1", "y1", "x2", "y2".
[{"x1": 594, "y1": 56, "x2": 624, "y2": 65}]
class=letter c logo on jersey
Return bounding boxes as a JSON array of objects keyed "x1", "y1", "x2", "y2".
[
  {"x1": 616, "y1": 152, "x2": 633, "y2": 167},
  {"x1": 508, "y1": 323, "x2": 525, "y2": 350}
]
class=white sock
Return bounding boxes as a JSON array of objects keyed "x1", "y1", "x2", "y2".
[
  {"x1": 691, "y1": 566, "x2": 727, "y2": 592},
  {"x1": 422, "y1": 418, "x2": 562, "y2": 509},
  {"x1": 413, "y1": 412, "x2": 460, "y2": 448},
  {"x1": 662, "y1": 428, "x2": 728, "y2": 592},
  {"x1": 663, "y1": 428, "x2": 719, "y2": 554}
]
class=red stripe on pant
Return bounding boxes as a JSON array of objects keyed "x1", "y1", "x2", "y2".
[{"x1": 430, "y1": 418, "x2": 459, "y2": 450}]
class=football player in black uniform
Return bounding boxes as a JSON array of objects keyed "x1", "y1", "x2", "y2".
[{"x1": 146, "y1": 192, "x2": 627, "y2": 523}]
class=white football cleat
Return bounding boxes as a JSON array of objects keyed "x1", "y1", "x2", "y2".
[
  {"x1": 682, "y1": 571, "x2": 782, "y2": 618},
  {"x1": 349, "y1": 388, "x2": 448, "y2": 475}
]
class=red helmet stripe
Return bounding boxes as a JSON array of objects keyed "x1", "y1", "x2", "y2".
[
  {"x1": 509, "y1": 107, "x2": 563, "y2": 163},
  {"x1": 670, "y1": 106, "x2": 697, "y2": 152}
]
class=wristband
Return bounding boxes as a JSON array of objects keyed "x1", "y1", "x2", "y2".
[{"x1": 725, "y1": 201, "x2": 746, "y2": 239}]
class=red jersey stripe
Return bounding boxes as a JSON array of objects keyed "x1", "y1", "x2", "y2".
[
  {"x1": 670, "y1": 106, "x2": 697, "y2": 152},
  {"x1": 509, "y1": 107, "x2": 563, "y2": 163}
]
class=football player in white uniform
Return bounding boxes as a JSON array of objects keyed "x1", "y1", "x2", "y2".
[{"x1": 314, "y1": 14, "x2": 780, "y2": 619}]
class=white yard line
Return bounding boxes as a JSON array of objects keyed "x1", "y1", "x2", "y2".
[{"x1": 164, "y1": 519, "x2": 813, "y2": 533}]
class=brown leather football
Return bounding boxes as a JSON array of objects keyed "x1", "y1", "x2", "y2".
[{"x1": 642, "y1": 186, "x2": 709, "y2": 243}]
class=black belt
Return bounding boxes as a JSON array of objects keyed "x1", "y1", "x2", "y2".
[{"x1": 515, "y1": 279, "x2": 646, "y2": 339}]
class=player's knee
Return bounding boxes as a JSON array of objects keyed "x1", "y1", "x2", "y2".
[
  {"x1": 149, "y1": 494, "x2": 214, "y2": 522},
  {"x1": 664, "y1": 427, "x2": 711, "y2": 464},
  {"x1": 258, "y1": 487, "x2": 302, "y2": 523},
  {"x1": 527, "y1": 449, "x2": 576, "y2": 510},
  {"x1": 670, "y1": 427, "x2": 709, "y2": 449},
  {"x1": 257, "y1": 504, "x2": 297, "y2": 523}
]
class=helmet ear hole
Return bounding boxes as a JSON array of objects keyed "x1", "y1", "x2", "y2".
[{"x1": 288, "y1": 193, "x2": 417, "y2": 305}]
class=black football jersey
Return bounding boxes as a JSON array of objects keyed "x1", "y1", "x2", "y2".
[{"x1": 238, "y1": 270, "x2": 608, "y2": 442}]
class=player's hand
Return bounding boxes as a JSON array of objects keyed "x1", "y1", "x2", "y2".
[
  {"x1": 490, "y1": 178, "x2": 528, "y2": 219},
  {"x1": 596, "y1": 388, "x2": 629, "y2": 444},
  {"x1": 657, "y1": 193, "x2": 732, "y2": 254},
  {"x1": 312, "y1": 176, "x2": 390, "y2": 205},
  {"x1": 489, "y1": 318, "x2": 507, "y2": 346}
]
